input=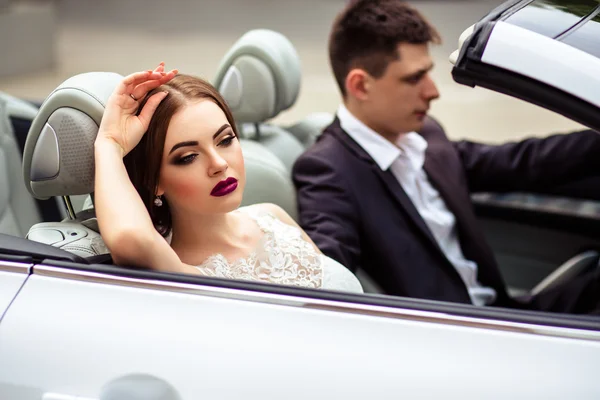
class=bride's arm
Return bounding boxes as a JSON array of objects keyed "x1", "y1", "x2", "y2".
[
  {"x1": 94, "y1": 66, "x2": 196, "y2": 275},
  {"x1": 95, "y1": 141, "x2": 193, "y2": 273}
]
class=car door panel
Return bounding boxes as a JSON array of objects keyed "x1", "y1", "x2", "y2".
[
  {"x1": 480, "y1": 218, "x2": 600, "y2": 291},
  {"x1": 0, "y1": 260, "x2": 30, "y2": 320},
  {"x1": 1, "y1": 265, "x2": 599, "y2": 399},
  {"x1": 474, "y1": 194, "x2": 600, "y2": 293}
]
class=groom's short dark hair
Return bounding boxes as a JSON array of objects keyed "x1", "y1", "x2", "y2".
[{"x1": 329, "y1": 0, "x2": 441, "y2": 97}]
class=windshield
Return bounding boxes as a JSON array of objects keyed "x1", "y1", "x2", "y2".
[{"x1": 503, "y1": 0, "x2": 600, "y2": 37}]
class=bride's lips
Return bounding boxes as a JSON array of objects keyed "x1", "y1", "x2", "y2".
[{"x1": 210, "y1": 177, "x2": 238, "y2": 197}]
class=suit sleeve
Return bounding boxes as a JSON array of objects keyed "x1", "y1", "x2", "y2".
[
  {"x1": 292, "y1": 153, "x2": 362, "y2": 272},
  {"x1": 453, "y1": 129, "x2": 600, "y2": 193}
]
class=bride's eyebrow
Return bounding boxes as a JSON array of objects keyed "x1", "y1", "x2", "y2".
[
  {"x1": 212, "y1": 124, "x2": 231, "y2": 138},
  {"x1": 169, "y1": 141, "x2": 198, "y2": 155},
  {"x1": 168, "y1": 124, "x2": 231, "y2": 155}
]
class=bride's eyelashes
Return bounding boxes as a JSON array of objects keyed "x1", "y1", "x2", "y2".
[
  {"x1": 174, "y1": 153, "x2": 198, "y2": 165},
  {"x1": 217, "y1": 134, "x2": 236, "y2": 147},
  {"x1": 172, "y1": 134, "x2": 237, "y2": 166}
]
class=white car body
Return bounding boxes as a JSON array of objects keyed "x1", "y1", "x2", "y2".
[
  {"x1": 2, "y1": 0, "x2": 600, "y2": 398},
  {"x1": 1, "y1": 261, "x2": 600, "y2": 399}
]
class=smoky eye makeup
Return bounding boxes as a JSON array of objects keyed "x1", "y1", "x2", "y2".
[
  {"x1": 168, "y1": 125, "x2": 236, "y2": 166},
  {"x1": 172, "y1": 152, "x2": 198, "y2": 166},
  {"x1": 217, "y1": 130, "x2": 237, "y2": 147},
  {"x1": 170, "y1": 134, "x2": 236, "y2": 166}
]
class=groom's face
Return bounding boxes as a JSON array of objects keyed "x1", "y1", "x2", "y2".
[{"x1": 362, "y1": 43, "x2": 440, "y2": 138}]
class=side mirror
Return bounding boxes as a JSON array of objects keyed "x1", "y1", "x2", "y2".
[{"x1": 100, "y1": 374, "x2": 182, "y2": 400}]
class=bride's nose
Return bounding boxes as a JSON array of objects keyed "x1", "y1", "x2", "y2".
[{"x1": 207, "y1": 151, "x2": 228, "y2": 177}]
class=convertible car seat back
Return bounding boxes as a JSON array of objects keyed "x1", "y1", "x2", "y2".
[
  {"x1": 0, "y1": 92, "x2": 43, "y2": 236},
  {"x1": 213, "y1": 29, "x2": 307, "y2": 172}
]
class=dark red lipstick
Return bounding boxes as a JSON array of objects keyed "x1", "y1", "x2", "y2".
[{"x1": 210, "y1": 177, "x2": 238, "y2": 197}]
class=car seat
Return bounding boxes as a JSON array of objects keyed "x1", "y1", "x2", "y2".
[
  {"x1": 0, "y1": 92, "x2": 43, "y2": 236},
  {"x1": 214, "y1": 29, "x2": 332, "y2": 171}
]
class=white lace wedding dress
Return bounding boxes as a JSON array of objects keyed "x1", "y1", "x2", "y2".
[{"x1": 193, "y1": 207, "x2": 363, "y2": 293}]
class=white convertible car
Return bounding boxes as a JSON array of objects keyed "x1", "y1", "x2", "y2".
[{"x1": 1, "y1": 0, "x2": 600, "y2": 399}]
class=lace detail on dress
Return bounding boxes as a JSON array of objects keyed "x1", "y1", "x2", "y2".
[{"x1": 195, "y1": 207, "x2": 324, "y2": 288}]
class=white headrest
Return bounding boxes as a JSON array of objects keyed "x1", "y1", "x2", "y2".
[
  {"x1": 22, "y1": 72, "x2": 123, "y2": 199},
  {"x1": 213, "y1": 29, "x2": 301, "y2": 124}
]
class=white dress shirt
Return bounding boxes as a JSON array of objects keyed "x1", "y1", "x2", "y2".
[{"x1": 338, "y1": 104, "x2": 497, "y2": 306}]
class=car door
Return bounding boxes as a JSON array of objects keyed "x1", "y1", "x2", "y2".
[
  {"x1": 451, "y1": 0, "x2": 600, "y2": 295},
  {"x1": 0, "y1": 257, "x2": 30, "y2": 321},
  {"x1": 1, "y1": 235, "x2": 600, "y2": 399},
  {"x1": 473, "y1": 190, "x2": 600, "y2": 295}
]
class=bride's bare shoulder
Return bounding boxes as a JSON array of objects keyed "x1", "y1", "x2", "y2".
[{"x1": 242, "y1": 203, "x2": 295, "y2": 225}]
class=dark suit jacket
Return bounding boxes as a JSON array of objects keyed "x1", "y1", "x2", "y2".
[{"x1": 292, "y1": 117, "x2": 600, "y2": 307}]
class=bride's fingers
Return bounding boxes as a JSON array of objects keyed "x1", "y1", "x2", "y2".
[
  {"x1": 131, "y1": 79, "x2": 165, "y2": 100},
  {"x1": 137, "y1": 91, "x2": 169, "y2": 130},
  {"x1": 158, "y1": 69, "x2": 178, "y2": 83},
  {"x1": 130, "y1": 69, "x2": 178, "y2": 100},
  {"x1": 118, "y1": 70, "x2": 163, "y2": 95},
  {"x1": 120, "y1": 70, "x2": 160, "y2": 88},
  {"x1": 154, "y1": 62, "x2": 165, "y2": 73}
]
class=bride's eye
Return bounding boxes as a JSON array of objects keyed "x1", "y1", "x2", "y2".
[
  {"x1": 174, "y1": 153, "x2": 198, "y2": 165},
  {"x1": 218, "y1": 135, "x2": 236, "y2": 147}
]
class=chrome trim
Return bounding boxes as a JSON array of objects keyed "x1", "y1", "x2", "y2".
[
  {"x1": 556, "y1": 5, "x2": 600, "y2": 41},
  {"x1": 531, "y1": 250, "x2": 599, "y2": 296},
  {"x1": 34, "y1": 265, "x2": 600, "y2": 342},
  {"x1": 0, "y1": 260, "x2": 32, "y2": 274},
  {"x1": 63, "y1": 195, "x2": 76, "y2": 220}
]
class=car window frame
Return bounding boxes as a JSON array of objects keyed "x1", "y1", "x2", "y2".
[
  {"x1": 12, "y1": 254, "x2": 595, "y2": 333},
  {"x1": 452, "y1": 0, "x2": 600, "y2": 132}
]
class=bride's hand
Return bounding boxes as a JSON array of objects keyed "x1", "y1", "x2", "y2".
[{"x1": 96, "y1": 62, "x2": 178, "y2": 156}]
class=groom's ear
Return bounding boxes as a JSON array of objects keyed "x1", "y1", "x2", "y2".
[{"x1": 346, "y1": 68, "x2": 371, "y2": 101}]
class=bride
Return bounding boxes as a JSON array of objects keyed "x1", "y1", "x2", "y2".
[{"x1": 94, "y1": 63, "x2": 363, "y2": 293}]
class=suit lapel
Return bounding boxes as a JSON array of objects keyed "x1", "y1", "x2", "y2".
[
  {"x1": 423, "y1": 151, "x2": 509, "y2": 296},
  {"x1": 371, "y1": 166, "x2": 445, "y2": 254},
  {"x1": 327, "y1": 121, "x2": 445, "y2": 255}
]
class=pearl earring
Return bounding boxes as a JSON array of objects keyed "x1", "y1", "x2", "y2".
[{"x1": 154, "y1": 196, "x2": 163, "y2": 207}]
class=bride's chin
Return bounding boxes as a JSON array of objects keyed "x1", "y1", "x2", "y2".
[{"x1": 212, "y1": 193, "x2": 244, "y2": 214}]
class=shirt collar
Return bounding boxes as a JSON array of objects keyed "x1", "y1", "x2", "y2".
[
  {"x1": 337, "y1": 104, "x2": 428, "y2": 171},
  {"x1": 396, "y1": 130, "x2": 428, "y2": 171},
  {"x1": 337, "y1": 104, "x2": 400, "y2": 170}
]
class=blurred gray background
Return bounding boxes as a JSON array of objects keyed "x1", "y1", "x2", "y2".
[{"x1": 0, "y1": 0, "x2": 583, "y2": 142}]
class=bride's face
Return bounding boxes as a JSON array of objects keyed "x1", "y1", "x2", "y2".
[{"x1": 157, "y1": 99, "x2": 245, "y2": 217}]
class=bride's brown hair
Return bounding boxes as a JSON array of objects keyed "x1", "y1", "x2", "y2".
[{"x1": 124, "y1": 74, "x2": 239, "y2": 237}]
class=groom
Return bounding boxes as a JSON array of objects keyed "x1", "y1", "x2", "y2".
[{"x1": 292, "y1": 0, "x2": 600, "y2": 312}]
